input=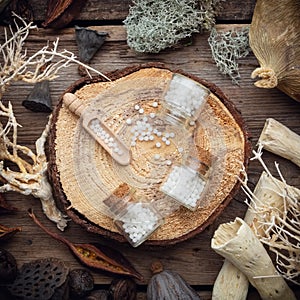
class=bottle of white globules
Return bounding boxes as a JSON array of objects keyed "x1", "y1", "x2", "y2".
[
  {"x1": 104, "y1": 184, "x2": 164, "y2": 247},
  {"x1": 160, "y1": 156, "x2": 210, "y2": 211}
]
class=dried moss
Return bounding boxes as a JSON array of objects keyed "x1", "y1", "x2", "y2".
[
  {"x1": 208, "y1": 27, "x2": 251, "y2": 84},
  {"x1": 124, "y1": 0, "x2": 224, "y2": 53}
]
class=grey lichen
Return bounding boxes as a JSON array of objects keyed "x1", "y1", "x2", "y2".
[
  {"x1": 208, "y1": 27, "x2": 251, "y2": 84},
  {"x1": 124, "y1": 0, "x2": 223, "y2": 53}
]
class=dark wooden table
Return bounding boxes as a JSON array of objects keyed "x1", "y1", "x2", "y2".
[{"x1": 1, "y1": 1, "x2": 300, "y2": 299}]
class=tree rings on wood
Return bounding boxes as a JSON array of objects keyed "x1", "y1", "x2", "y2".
[{"x1": 48, "y1": 64, "x2": 251, "y2": 246}]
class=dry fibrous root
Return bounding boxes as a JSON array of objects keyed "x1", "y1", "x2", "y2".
[
  {"x1": 212, "y1": 118, "x2": 300, "y2": 297},
  {"x1": 239, "y1": 144, "x2": 300, "y2": 285},
  {"x1": 208, "y1": 27, "x2": 251, "y2": 84},
  {"x1": 0, "y1": 15, "x2": 110, "y2": 230},
  {"x1": 123, "y1": 0, "x2": 223, "y2": 53},
  {"x1": 0, "y1": 13, "x2": 109, "y2": 97},
  {"x1": 0, "y1": 109, "x2": 69, "y2": 231}
]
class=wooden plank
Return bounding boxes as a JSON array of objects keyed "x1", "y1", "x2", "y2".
[
  {"x1": 26, "y1": 0, "x2": 255, "y2": 23},
  {"x1": 1, "y1": 24, "x2": 300, "y2": 298}
]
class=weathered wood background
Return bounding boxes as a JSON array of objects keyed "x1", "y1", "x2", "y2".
[{"x1": 1, "y1": 1, "x2": 300, "y2": 299}]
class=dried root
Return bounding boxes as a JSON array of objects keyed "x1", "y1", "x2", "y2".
[
  {"x1": 0, "y1": 14, "x2": 111, "y2": 230},
  {"x1": 240, "y1": 145, "x2": 300, "y2": 284}
]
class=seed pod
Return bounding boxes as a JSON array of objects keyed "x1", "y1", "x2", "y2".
[
  {"x1": 22, "y1": 80, "x2": 52, "y2": 112},
  {"x1": 0, "y1": 248, "x2": 18, "y2": 283},
  {"x1": 147, "y1": 261, "x2": 200, "y2": 300},
  {"x1": 28, "y1": 209, "x2": 144, "y2": 281},
  {"x1": 249, "y1": 0, "x2": 300, "y2": 101},
  {"x1": 7, "y1": 257, "x2": 69, "y2": 299},
  {"x1": 69, "y1": 268, "x2": 94, "y2": 299},
  {"x1": 109, "y1": 278, "x2": 136, "y2": 300},
  {"x1": 42, "y1": 0, "x2": 86, "y2": 29}
]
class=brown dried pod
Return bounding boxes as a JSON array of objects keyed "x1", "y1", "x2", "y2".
[
  {"x1": 109, "y1": 278, "x2": 137, "y2": 300},
  {"x1": 0, "y1": 224, "x2": 21, "y2": 242},
  {"x1": 0, "y1": 248, "x2": 18, "y2": 283},
  {"x1": 42, "y1": 0, "x2": 86, "y2": 29},
  {"x1": 249, "y1": 0, "x2": 300, "y2": 101},
  {"x1": 28, "y1": 209, "x2": 144, "y2": 281},
  {"x1": 75, "y1": 26, "x2": 108, "y2": 76},
  {"x1": 147, "y1": 261, "x2": 200, "y2": 300},
  {"x1": 7, "y1": 257, "x2": 69, "y2": 300},
  {"x1": 69, "y1": 268, "x2": 94, "y2": 298},
  {"x1": 22, "y1": 80, "x2": 52, "y2": 113}
]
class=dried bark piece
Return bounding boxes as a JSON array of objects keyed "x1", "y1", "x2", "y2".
[
  {"x1": 258, "y1": 118, "x2": 300, "y2": 167},
  {"x1": 7, "y1": 257, "x2": 69, "y2": 300},
  {"x1": 29, "y1": 209, "x2": 144, "y2": 281},
  {"x1": 250, "y1": 0, "x2": 300, "y2": 101},
  {"x1": 0, "y1": 223, "x2": 21, "y2": 242},
  {"x1": 22, "y1": 80, "x2": 52, "y2": 112},
  {"x1": 42, "y1": 0, "x2": 86, "y2": 29},
  {"x1": 211, "y1": 217, "x2": 296, "y2": 300}
]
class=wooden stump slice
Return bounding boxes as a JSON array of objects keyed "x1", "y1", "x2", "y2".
[{"x1": 48, "y1": 64, "x2": 251, "y2": 246}]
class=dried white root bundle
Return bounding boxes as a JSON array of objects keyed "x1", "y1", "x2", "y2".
[
  {"x1": 0, "y1": 15, "x2": 110, "y2": 230},
  {"x1": 0, "y1": 14, "x2": 109, "y2": 98},
  {"x1": 258, "y1": 118, "x2": 300, "y2": 168},
  {"x1": 0, "y1": 104, "x2": 68, "y2": 230},
  {"x1": 213, "y1": 170, "x2": 300, "y2": 299},
  {"x1": 241, "y1": 149, "x2": 300, "y2": 284},
  {"x1": 211, "y1": 217, "x2": 296, "y2": 300}
]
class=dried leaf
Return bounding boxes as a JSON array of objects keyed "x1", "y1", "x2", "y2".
[
  {"x1": 0, "y1": 223, "x2": 21, "y2": 242},
  {"x1": 28, "y1": 209, "x2": 144, "y2": 281},
  {"x1": 42, "y1": 0, "x2": 87, "y2": 29}
]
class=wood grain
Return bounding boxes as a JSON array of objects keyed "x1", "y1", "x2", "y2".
[
  {"x1": 1, "y1": 21, "x2": 300, "y2": 299},
  {"x1": 26, "y1": 0, "x2": 255, "y2": 23}
]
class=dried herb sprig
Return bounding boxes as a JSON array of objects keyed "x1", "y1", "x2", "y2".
[
  {"x1": 28, "y1": 209, "x2": 144, "y2": 281},
  {"x1": 208, "y1": 27, "x2": 251, "y2": 84}
]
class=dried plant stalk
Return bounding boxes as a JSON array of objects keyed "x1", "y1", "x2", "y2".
[
  {"x1": 249, "y1": 0, "x2": 300, "y2": 101},
  {"x1": 211, "y1": 217, "x2": 296, "y2": 300},
  {"x1": 258, "y1": 118, "x2": 300, "y2": 168}
]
